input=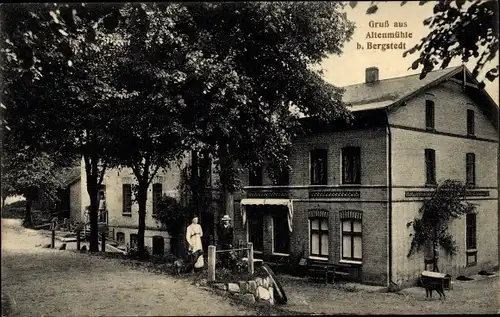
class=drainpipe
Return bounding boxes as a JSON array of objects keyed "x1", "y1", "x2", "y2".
[{"x1": 386, "y1": 110, "x2": 393, "y2": 288}]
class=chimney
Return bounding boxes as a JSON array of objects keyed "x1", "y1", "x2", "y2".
[{"x1": 365, "y1": 67, "x2": 379, "y2": 83}]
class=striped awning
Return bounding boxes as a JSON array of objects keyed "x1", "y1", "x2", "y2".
[{"x1": 240, "y1": 199, "x2": 294, "y2": 233}]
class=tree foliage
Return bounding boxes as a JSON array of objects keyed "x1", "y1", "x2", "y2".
[
  {"x1": 406, "y1": 179, "x2": 476, "y2": 257},
  {"x1": 1, "y1": 3, "x2": 123, "y2": 251},
  {"x1": 1, "y1": 146, "x2": 63, "y2": 227},
  {"x1": 348, "y1": 0, "x2": 499, "y2": 87}
]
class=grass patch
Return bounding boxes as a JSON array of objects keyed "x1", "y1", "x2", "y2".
[{"x1": 1, "y1": 292, "x2": 12, "y2": 317}]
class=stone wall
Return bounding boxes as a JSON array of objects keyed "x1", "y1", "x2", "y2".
[{"x1": 211, "y1": 276, "x2": 277, "y2": 305}]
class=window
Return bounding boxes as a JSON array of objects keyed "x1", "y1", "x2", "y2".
[
  {"x1": 310, "y1": 217, "x2": 329, "y2": 257},
  {"x1": 116, "y1": 232, "x2": 125, "y2": 244},
  {"x1": 466, "y1": 153, "x2": 476, "y2": 186},
  {"x1": 130, "y1": 233, "x2": 138, "y2": 248},
  {"x1": 152, "y1": 236, "x2": 165, "y2": 256},
  {"x1": 466, "y1": 213, "x2": 476, "y2": 250},
  {"x1": 122, "y1": 184, "x2": 132, "y2": 215},
  {"x1": 466, "y1": 213, "x2": 477, "y2": 266},
  {"x1": 310, "y1": 149, "x2": 328, "y2": 185},
  {"x1": 273, "y1": 210, "x2": 290, "y2": 254},
  {"x1": 342, "y1": 219, "x2": 362, "y2": 261},
  {"x1": 249, "y1": 165, "x2": 263, "y2": 186},
  {"x1": 467, "y1": 109, "x2": 475, "y2": 136},
  {"x1": 273, "y1": 168, "x2": 290, "y2": 186},
  {"x1": 425, "y1": 100, "x2": 435, "y2": 131},
  {"x1": 248, "y1": 211, "x2": 264, "y2": 252},
  {"x1": 425, "y1": 149, "x2": 436, "y2": 185},
  {"x1": 152, "y1": 183, "x2": 162, "y2": 215},
  {"x1": 342, "y1": 147, "x2": 361, "y2": 184}
]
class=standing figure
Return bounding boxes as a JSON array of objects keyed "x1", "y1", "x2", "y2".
[
  {"x1": 218, "y1": 215, "x2": 234, "y2": 268},
  {"x1": 98, "y1": 191, "x2": 107, "y2": 223},
  {"x1": 186, "y1": 216, "x2": 204, "y2": 270}
]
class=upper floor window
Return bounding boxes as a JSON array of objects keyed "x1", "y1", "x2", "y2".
[
  {"x1": 310, "y1": 217, "x2": 329, "y2": 257},
  {"x1": 425, "y1": 100, "x2": 435, "y2": 131},
  {"x1": 273, "y1": 168, "x2": 290, "y2": 186},
  {"x1": 467, "y1": 109, "x2": 475, "y2": 136},
  {"x1": 152, "y1": 183, "x2": 162, "y2": 215},
  {"x1": 425, "y1": 149, "x2": 436, "y2": 185},
  {"x1": 122, "y1": 184, "x2": 132, "y2": 215},
  {"x1": 310, "y1": 149, "x2": 328, "y2": 185},
  {"x1": 249, "y1": 165, "x2": 263, "y2": 186},
  {"x1": 342, "y1": 147, "x2": 361, "y2": 184},
  {"x1": 466, "y1": 153, "x2": 476, "y2": 186}
]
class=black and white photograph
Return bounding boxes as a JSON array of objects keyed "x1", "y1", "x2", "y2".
[{"x1": 1, "y1": 1, "x2": 499, "y2": 316}]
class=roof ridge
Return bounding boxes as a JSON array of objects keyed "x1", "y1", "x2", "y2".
[{"x1": 341, "y1": 65, "x2": 462, "y2": 89}]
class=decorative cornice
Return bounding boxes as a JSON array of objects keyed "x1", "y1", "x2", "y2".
[
  {"x1": 247, "y1": 191, "x2": 290, "y2": 198},
  {"x1": 308, "y1": 209, "x2": 329, "y2": 218},
  {"x1": 309, "y1": 191, "x2": 361, "y2": 199},
  {"x1": 339, "y1": 210, "x2": 363, "y2": 220},
  {"x1": 405, "y1": 190, "x2": 490, "y2": 198}
]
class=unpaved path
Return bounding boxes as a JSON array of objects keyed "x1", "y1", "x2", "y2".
[{"x1": 1, "y1": 219, "x2": 257, "y2": 316}]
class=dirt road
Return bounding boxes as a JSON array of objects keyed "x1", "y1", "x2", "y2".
[{"x1": 1, "y1": 219, "x2": 257, "y2": 316}]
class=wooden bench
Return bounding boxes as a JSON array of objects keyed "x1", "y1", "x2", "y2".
[{"x1": 302, "y1": 258, "x2": 352, "y2": 284}]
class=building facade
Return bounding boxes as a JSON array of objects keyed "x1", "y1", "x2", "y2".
[
  {"x1": 79, "y1": 152, "x2": 220, "y2": 255},
  {"x1": 231, "y1": 65, "x2": 499, "y2": 287}
]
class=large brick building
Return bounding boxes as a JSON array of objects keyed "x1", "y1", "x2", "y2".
[{"x1": 231, "y1": 65, "x2": 498, "y2": 287}]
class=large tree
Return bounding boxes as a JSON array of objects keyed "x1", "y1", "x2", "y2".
[
  {"x1": 1, "y1": 3, "x2": 124, "y2": 251},
  {"x1": 164, "y1": 2, "x2": 356, "y2": 217},
  {"x1": 103, "y1": 3, "x2": 194, "y2": 257},
  {"x1": 1, "y1": 144, "x2": 63, "y2": 227}
]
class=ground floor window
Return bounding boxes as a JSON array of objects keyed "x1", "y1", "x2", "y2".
[
  {"x1": 310, "y1": 217, "x2": 329, "y2": 257},
  {"x1": 116, "y1": 232, "x2": 125, "y2": 244},
  {"x1": 130, "y1": 233, "x2": 138, "y2": 248},
  {"x1": 248, "y1": 211, "x2": 264, "y2": 252},
  {"x1": 342, "y1": 219, "x2": 362, "y2": 261},
  {"x1": 273, "y1": 210, "x2": 290, "y2": 254},
  {"x1": 466, "y1": 213, "x2": 477, "y2": 266},
  {"x1": 152, "y1": 236, "x2": 164, "y2": 256}
]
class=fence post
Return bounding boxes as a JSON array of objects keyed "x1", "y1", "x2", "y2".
[
  {"x1": 51, "y1": 229, "x2": 55, "y2": 249},
  {"x1": 101, "y1": 232, "x2": 106, "y2": 252},
  {"x1": 248, "y1": 242, "x2": 254, "y2": 275},
  {"x1": 208, "y1": 245, "x2": 216, "y2": 282},
  {"x1": 76, "y1": 230, "x2": 81, "y2": 251}
]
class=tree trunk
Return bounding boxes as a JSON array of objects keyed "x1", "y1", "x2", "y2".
[
  {"x1": 137, "y1": 183, "x2": 148, "y2": 258},
  {"x1": 87, "y1": 184, "x2": 99, "y2": 252},
  {"x1": 217, "y1": 147, "x2": 234, "y2": 220}
]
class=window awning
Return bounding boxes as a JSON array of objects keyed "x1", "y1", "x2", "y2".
[{"x1": 240, "y1": 199, "x2": 294, "y2": 233}]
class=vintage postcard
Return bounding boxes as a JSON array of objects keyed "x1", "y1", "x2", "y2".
[{"x1": 1, "y1": 1, "x2": 499, "y2": 316}]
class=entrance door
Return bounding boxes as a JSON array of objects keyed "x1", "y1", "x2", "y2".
[{"x1": 152, "y1": 236, "x2": 165, "y2": 256}]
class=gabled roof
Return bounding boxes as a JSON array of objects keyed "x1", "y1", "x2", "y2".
[
  {"x1": 344, "y1": 65, "x2": 498, "y2": 130},
  {"x1": 344, "y1": 66, "x2": 462, "y2": 107},
  {"x1": 57, "y1": 167, "x2": 81, "y2": 188}
]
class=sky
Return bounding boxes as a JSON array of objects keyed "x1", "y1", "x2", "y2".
[{"x1": 320, "y1": 1, "x2": 499, "y2": 105}]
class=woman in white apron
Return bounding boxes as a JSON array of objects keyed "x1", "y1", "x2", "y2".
[{"x1": 186, "y1": 216, "x2": 204, "y2": 270}]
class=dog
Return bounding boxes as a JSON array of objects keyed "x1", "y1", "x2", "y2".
[
  {"x1": 420, "y1": 277, "x2": 446, "y2": 300},
  {"x1": 173, "y1": 250, "x2": 203, "y2": 275},
  {"x1": 173, "y1": 258, "x2": 185, "y2": 275}
]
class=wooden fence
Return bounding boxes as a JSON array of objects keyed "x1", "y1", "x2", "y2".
[{"x1": 207, "y1": 242, "x2": 254, "y2": 282}]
